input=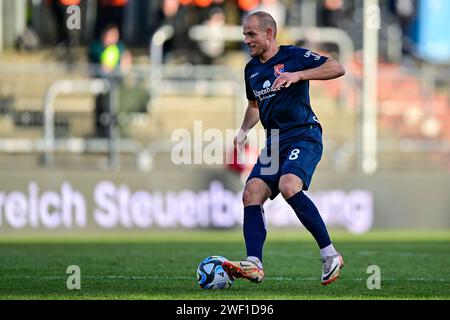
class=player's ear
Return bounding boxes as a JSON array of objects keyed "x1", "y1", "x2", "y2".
[{"x1": 266, "y1": 27, "x2": 273, "y2": 39}]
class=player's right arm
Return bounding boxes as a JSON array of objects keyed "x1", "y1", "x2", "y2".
[{"x1": 234, "y1": 100, "x2": 259, "y2": 150}]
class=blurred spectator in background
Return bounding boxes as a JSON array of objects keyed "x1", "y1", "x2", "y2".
[
  {"x1": 161, "y1": 0, "x2": 180, "y2": 23},
  {"x1": 194, "y1": 0, "x2": 227, "y2": 22},
  {"x1": 47, "y1": 0, "x2": 81, "y2": 66},
  {"x1": 88, "y1": 24, "x2": 132, "y2": 138},
  {"x1": 388, "y1": 0, "x2": 417, "y2": 57},
  {"x1": 317, "y1": 0, "x2": 359, "y2": 55},
  {"x1": 254, "y1": 0, "x2": 287, "y2": 29},
  {"x1": 89, "y1": 24, "x2": 131, "y2": 75},
  {"x1": 94, "y1": 0, "x2": 129, "y2": 40},
  {"x1": 156, "y1": 0, "x2": 210, "y2": 64},
  {"x1": 319, "y1": 0, "x2": 345, "y2": 28},
  {"x1": 197, "y1": 6, "x2": 227, "y2": 63},
  {"x1": 156, "y1": 0, "x2": 181, "y2": 58}
]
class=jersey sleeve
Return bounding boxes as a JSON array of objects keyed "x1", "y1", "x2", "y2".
[
  {"x1": 291, "y1": 47, "x2": 328, "y2": 71},
  {"x1": 244, "y1": 65, "x2": 257, "y2": 101}
]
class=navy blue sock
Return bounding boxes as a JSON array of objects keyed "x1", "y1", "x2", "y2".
[
  {"x1": 243, "y1": 205, "x2": 267, "y2": 262},
  {"x1": 286, "y1": 191, "x2": 332, "y2": 249}
]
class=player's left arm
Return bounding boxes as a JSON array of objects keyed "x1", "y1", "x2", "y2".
[{"x1": 272, "y1": 58, "x2": 345, "y2": 89}]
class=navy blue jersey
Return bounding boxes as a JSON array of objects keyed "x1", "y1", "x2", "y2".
[{"x1": 245, "y1": 45, "x2": 327, "y2": 143}]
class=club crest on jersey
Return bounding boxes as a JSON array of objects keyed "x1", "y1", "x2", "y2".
[{"x1": 274, "y1": 64, "x2": 285, "y2": 77}]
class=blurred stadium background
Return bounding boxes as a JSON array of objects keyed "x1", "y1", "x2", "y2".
[{"x1": 0, "y1": 0, "x2": 449, "y2": 235}]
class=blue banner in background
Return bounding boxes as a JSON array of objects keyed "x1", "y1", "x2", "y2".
[{"x1": 415, "y1": 0, "x2": 450, "y2": 63}]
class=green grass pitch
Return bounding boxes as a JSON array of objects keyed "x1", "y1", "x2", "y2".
[{"x1": 0, "y1": 230, "x2": 449, "y2": 300}]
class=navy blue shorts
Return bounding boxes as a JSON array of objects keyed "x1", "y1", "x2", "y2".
[{"x1": 247, "y1": 125, "x2": 323, "y2": 199}]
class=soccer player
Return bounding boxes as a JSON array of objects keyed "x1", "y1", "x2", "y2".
[{"x1": 222, "y1": 11, "x2": 346, "y2": 286}]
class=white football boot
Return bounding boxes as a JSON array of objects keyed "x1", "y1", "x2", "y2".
[{"x1": 321, "y1": 254, "x2": 344, "y2": 285}]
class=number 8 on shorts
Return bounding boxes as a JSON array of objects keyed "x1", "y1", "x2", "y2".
[{"x1": 288, "y1": 148, "x2": 300, "y2": 160}]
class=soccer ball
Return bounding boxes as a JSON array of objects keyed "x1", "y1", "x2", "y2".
[{"x1": 196, "y1": 256, "x2": 233, "y2": 289}]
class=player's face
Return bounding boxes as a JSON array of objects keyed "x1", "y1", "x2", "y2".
[{"x1": 243, "y1": 16, "x2": 270, "y2": 58}]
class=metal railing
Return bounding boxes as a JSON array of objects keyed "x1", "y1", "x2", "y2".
[{"x1": 43, "y1": 79, "x2": 112, "y2": 166}]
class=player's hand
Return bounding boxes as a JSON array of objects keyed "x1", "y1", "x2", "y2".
[
  {"x1": 234, "y1": 129, "x2": 247, "y2": 151},
  {"x1": 272, "y1": 72, "x2": 302, "y2": 90}
]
